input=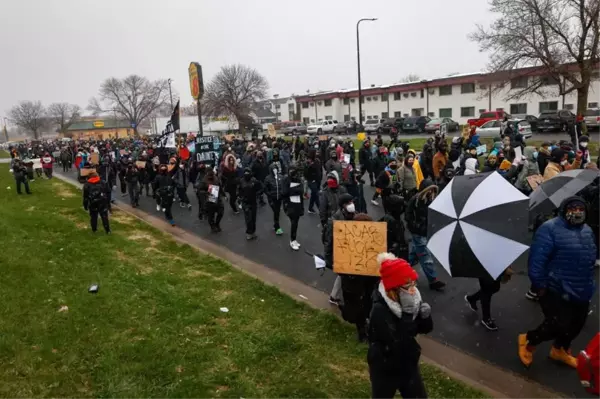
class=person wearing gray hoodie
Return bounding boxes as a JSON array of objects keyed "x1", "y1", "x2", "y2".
[{"x1": 515, "y1": 146, "x2": 540, "y2": 194}]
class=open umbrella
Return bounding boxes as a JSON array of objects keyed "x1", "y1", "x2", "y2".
[
  {"x1": 427, "y1": 171, "x2": 530, "y2": 280},
  {"x1": 529, "y1": 169, "x2": 600, "y2": 222}
]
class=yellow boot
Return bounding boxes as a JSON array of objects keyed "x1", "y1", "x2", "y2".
[
  {"x1": 518, "y1": 333, "x2": 534, "y2": 367},
  {"x1": 549, "y1": 346, "x2": 578, "y2": 368}
]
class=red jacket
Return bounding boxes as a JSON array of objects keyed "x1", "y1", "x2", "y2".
[{"x1": 41, "y1": 156, "x2": 54, "y2": 169}]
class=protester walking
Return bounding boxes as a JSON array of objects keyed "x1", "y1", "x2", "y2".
[
  {"x1": 12, "y1": 159, "x2": 31, "y2": 195},
  {"x1": 284, "y1": 166, "x2": 304, "y2": 250},
  {"x1": 154, "y1": 165, "x2": 176, "y2": 226},
  {"x1": 239, "y1": 167, "x2": 262, "y2": 240},
  {"x1": 82, "y1": 171, "x2": 111, "y2": 234},
  {"x1": 264, "y1": 163, "x2": 285, "y2": 235}
]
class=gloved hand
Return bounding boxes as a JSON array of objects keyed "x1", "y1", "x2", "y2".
[{"x1": 419, "y1": 302, "x2": 431, "y2": 318}]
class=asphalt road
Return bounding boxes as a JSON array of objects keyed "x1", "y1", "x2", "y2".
[{"x1": 55, "y1": 167, "x2": 598, "y2": 397}]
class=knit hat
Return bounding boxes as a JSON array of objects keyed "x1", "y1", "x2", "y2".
[
  {"x1": 499, "y1": 159, "x2": 512, "y2": 171},
  {"x1": 377, "y1": 253, "x2": 418, "y2": 291},
  {"x1": 338, "y1": 193, "x2": 354, "y2": 208}
]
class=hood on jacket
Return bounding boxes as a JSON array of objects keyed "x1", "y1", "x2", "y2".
[
  {"x1": 523, "y1": 146, "x2": 537, "y2": 162},
  {"x1": 464, "y1": 158, "x2": 478, "y2": 175},
  {"x1": 326, "y1": 170, "x2": 339, "y2": 183},
  {"x1": 224, "y1": 154, "x2": 236, "y2": 167},
  {"x1": 559, "y1": 196, "x2": 587, "y2": 224},
  {"x1": 416, "y1": 179, "x2": 438, "y2": 202}
]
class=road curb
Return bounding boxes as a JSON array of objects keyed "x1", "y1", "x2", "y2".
[{"x1": 54, "y1": 172, "x2": 562, "y2": 399}]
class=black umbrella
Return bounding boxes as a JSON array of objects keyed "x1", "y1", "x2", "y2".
[
  {"x1": 529, "y1": 169, "x2": 600, "y2": 222},
  {"x1": 427, "y1": 171, "x2": 530, "y2": 280}
]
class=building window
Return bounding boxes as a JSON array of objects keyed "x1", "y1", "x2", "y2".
[
  {"x1": 303, "y1": 117, "x2": 310, "y2": 124},
  {"x1": 373, "y1": 96, "x2": 379, "y2": 101},
  {"x1": 310, "y1": 119, "x2": 315, "y2": 123},
  {"x1": 317, "y1": 101, "x2": 322, "y2": 106},
  {"x1": 344, "y1": 114, "x2": 350, "y2": 122},
  {"x1": 276, "y1": 112, "x2": 281, "y2": 116},
  {"x1": 381, "y1": 93, "x2": 388, "y2": 101},
  {"x1": 275, "y1": 104, "x2": 280, "y2": 109},
  {"x1": 510, "y1": 103, "x2": 527, "y2": 114},
  {"x1": 403, "y1": 113, "x2": 409, "y2": 117},
  {"x1": 302, "y1": 102, "x2": 309, "y2": 109},
  {"x1": 565, "y1": 103, "x2": 574, "y2": 111},
  {"x1": 589, "y1": 102, "x2": 599, "y2": 108},
  {"x1": 460, "y1": 107, "x2": 475, "y2": 117},
  {"x1": 381, "y1": 112, "x2": 389, "y2": 119},
  {"x1": 403, "y1": 93, "x2": 409, "y2": 98},
  {"x1": 428, "y1": 112, "x2": 435, "y2": 117},
  {"x1": 393, "y1": 93, "x2": 401, "y2": 100},
  {"x1": 360, "y1": 97, "x2": 365, "y2": 103},
  {"x1": 366, "y1": 97, "x2": 372, "y2": 102},
  {"x1": 461, "y1": 83, "x2": 475, "y2": 94},
  {"x1": 288, "y1": 104, "x2": 294, "y2": 110},
  {"x1": 439, "y1": 85, "x2": 453, "y2": 96},
  {"x1": 343, "y1": 98, "x2": 349, "y2": 105},
  {"x1": 540, "y1": 76, "x2": 559, "y2": 86},
  {"x1": 478, "y1": 108, "x2": 486, "y2": 114},
  {"x1": 351, "y1": 98, "x2": 356, "y2": 103},
  {"x1": 410, "y1": 92, "x2": 417, "y2": 97},
  {"x1": 309, "y1": 102, "x2": 314, "y2": 107},
  {"x1": 351, "y1": 116, "x2": 356, "y2": 121},
  {"x1": 324, "y1": 99, "x2": 332, "y2": 106},
  {"x1": 511, "y1": 76, "x2": 528, "y2": 89},
  {"x1": 420, "y1": 89, "x2": 425, "y2": 98},
  {"x1": 539, "y1": 101, "x2": 558, "y2": 112},
  {"x1": 439, "y1": 108, "x2": 452, "y2": 118},
  {"x1": 325, "y1": 115, "x2": 333, "y2": 120},
  {"x1": 394, "y1": 111, "x2": 402, "y2": 117}
]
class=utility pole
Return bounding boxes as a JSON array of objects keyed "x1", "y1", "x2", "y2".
[
  {"x1": 356, "y1": 18, "x2": 377, "y2": 126},
  {"x1": 168, "y1": 78, "x2": 174, "y2": 109},
  {"x1": 3, "y1": 117, "x2": 8, "y2": 142}
]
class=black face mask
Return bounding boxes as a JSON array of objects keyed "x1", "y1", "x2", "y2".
[{"x1": 244, "y1": 173, "x2": 251, "y2": 180}]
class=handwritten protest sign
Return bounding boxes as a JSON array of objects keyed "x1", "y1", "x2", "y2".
[
  {"x1": 90, "y1": 153, "x2": 99, "y2": 165},
  {"x1": 267, "y1": 124, "x2": 276, "y2": 138},
  {"x1": 80, "y1": 168, "x2": 94, "y2": 177},
  {"x1": 135, "y1": 161, "x2": 146, "y2": 169},
  {"x1": 195, "y1": 135, "x2": 221, "y2": 166},
  {"x1": 527, "y1": 174, "x2": 544, "y2": 190},
  {"x1": 333, "y1": 221, "x2": 387, "y2": 276},
  {"x1": 476, "y1": 144, "x2": 487, "y2": 156},
  {"x1": 319, "y1": 135, "x2": 328, "y2": 141}
]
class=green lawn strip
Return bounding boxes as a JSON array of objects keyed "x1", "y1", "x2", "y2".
[
  {"x1": 0, "y1": 169, "x2": 486, "y2": 398},
  {"x1": 0, "y1": 150, "x2": 10, "y2": 159}
]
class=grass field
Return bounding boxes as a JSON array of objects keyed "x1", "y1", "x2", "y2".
[
  {"x1": 0, "y1": 168, "x2": 486, "y2": 398},
  {"x1": 0, "y1": 149, "x2": 10, "y2": 158}
]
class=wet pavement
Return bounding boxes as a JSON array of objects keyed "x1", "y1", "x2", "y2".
[{"x1": 56, "y1": 168, "x2": 598, "y2": 397}]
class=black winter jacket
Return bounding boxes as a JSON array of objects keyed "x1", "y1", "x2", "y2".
[
  {"x1": 319, "y1": 186, "x2": 347, "y2": 225},
  {"x1": 238, "y1": 176, "x2": 262, "y2": 206},
  {"x1": 264, "y1": 172, "x2": 285, "y2": 202}
]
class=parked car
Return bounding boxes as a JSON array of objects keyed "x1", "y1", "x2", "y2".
[
  {"x1": 332, "y1": 121, "x2": 347, "y2": 134},
  {"x1": 364, "y1": 119, "x2": 384, "y2": 133},
  {"x1": 467, "y1": 110, "x2": 512, "y2": 127},
  {"x1": 307, "y1": 120, "x2": 337, "y2": 135},
  {"x1": 280, "y1": 121, "x2": 307, "y2": 136},
  {"x1": 425, "y1": 117, "x2": 459, "y2": 133},
  {"x1": 584, "y1": 109, "x2": 600, "y2": 130},
  {"x1": 536, "y1": 110, "x2": 575, "y2": 132},
  {"x1": 381, "y1": 117, "x2": 405, "y2": 134},
  {"x1": 402, "y1": 116, "x2": 431, "y2": 133},
  {"x1": 475, "y1": 119, "x2": 533, "y2": 139},
  {"x1": 512, "y1": 114, "x2": 539, "y2": 132}
]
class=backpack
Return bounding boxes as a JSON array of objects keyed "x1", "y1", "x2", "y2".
[
  {"x1": 88, "y1": 184, "x2": 106, "y2": 209},
  {"x1": 577, "y1": 333, "x2": 599, "y2": 395}
]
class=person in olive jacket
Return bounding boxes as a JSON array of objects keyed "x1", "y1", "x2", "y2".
[{"x1": 368, "y1": 253, "x2": 433, "y2": 399}]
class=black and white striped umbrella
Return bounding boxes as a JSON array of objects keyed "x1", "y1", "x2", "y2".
[
  {"x1": 529, "y1": 169, "x2": 600, "y2": 222},
  {"x1": 427, "y1": 172, "x2": 530, "y2": 280}
]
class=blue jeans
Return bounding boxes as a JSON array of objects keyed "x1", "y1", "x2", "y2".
[
  {"x1": 408, "y1": 234, "x2": 437, "y2": 283},
  {"x1": 308, "y1": 180, "x2": 320, "y2": 211}
]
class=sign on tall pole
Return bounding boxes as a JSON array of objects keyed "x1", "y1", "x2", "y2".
[{"x1": 189, "y1": 62, "x2": 205, "y2": 137}]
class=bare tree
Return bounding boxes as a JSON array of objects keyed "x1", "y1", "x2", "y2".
[
  {"x1": 202, "y1": 64, "x2": 269, "y2": 134},
  {"x1": 470, "y1": 0, "x2": 600, "y2": 115},
  {"x1": 47, "y1": 102, "x2": 81, "y2": 135},
  {"x1": 88, "y1": 75, "x2": 171, "y2": 134},
  {"x1": 400, "y1": 74, "x2": 422, "y2": 83},
  {"x1": 9, "y1": 101, "x2": 46, "y2": 139}
]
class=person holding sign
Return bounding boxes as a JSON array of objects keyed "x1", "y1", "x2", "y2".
[
  {"x1": 367, "y1": 253, "x2": 432, "y2": 399},
  {"x1": 40, "y1": 152, "x2": 54, "y2": 179},
  {"x1": 197, "y1": 168, "x2": 225, "y2": 233},
  {"x1": 154, "y1": 165, "x2": 176, "y2": 226},
  {"x1": 264, "y1": 163, "x2": 286, "y2": 236}
]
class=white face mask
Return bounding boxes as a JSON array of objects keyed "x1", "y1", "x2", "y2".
[
  {"x1": 345, "y1": 203, "x2": 356, "y2": 213},
  {"x1": 581, "y1": 142, "x2": 588, "y2": 148},
  {"x1": 561, "y1": 160, "x2": 568, "y2": 165}
]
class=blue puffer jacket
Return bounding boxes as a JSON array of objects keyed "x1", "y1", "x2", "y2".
[{"x1": 529, "y1": 215, "x2": 596, "y2": 302}]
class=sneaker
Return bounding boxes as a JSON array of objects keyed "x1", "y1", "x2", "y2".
[
  {"x1": 121, "y1": 193, "x2": 127, "y2": 197},
  {"x1": 246, "y1": 234, "x2": 257, "y2": 241},
  {"x1": 106, "y1": 230, "x2": 111, "y2": 235},
  {"x1": 275, "y1": 228, "x2": 283, "y2": 235},
  {"x1": 169, "y1": 220, "x2": 175, "y2": 226},
  {"x1": 307, "y1": 209, "x2": 316, "y2": 214},
  {"x1": 371, "y1": 199, "x2": 379, "y2": 206},
  {"x1": 518, "y1": 333, "x2": 534, "y2": 367},
  {"x1": 179, "y1": 202, "x2": 185, "y2": 208},
  {"x1": 549, "y1": 346, "x2": 578, "y2": 368},
  {"x1": 162, "y1": 208, "x2": 166, "y2": 212},
  {"x1": 233, "y1": 210, "x2": 240, "y2": 215},
  {"x1": 328, "y1": 296, "x2": 340, "y2": 305},
  {"x1": 187, "y1": 204, "x2": 192, "y2": 210},
  {"x1": 293, "y1": 240, "x2": 301, "y2": 248},
  {"x1": 464, "y1": 295, "x2": 478, "y2": 313},
  {"x1": 429, "y1": 279, "x2": 446, "y2": 291},
  {"x1": 290, "y1": 241, "x2": 300, "y2": 251},
  {"x1": 525, "y1": 289, "x2": 539, "y2": 301},
  {"x1": 481, "y1": 318, "x2": 498, "y2": 331}
]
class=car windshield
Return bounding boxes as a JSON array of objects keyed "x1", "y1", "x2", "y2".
[
  {"x1": 365, "y1": 119, "x2": 378, "y2": 124},
  {"x1": 584, "y1": 109, "x2": 600, "y2": 116}
]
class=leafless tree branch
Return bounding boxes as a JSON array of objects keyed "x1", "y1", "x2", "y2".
[{"x1": 9, "y1": 101, "x2": 46, "y2": 139}]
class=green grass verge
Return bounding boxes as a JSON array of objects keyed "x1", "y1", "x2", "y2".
[
  {"x1": 0, "y1": 168, "x2": 487, "y2": 398},
  {"x1": 0, "y1": 149, "x2": 10, "y2": 159}
]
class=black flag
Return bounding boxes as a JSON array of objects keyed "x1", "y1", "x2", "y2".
[{"x1": 170, "y1": 100, "x2": 180, "y2": 131}]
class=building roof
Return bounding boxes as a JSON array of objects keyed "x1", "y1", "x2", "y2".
[
  {"x1": 67, "y1": 120, "x2": 133, "y2": 131},
  {"x1": 252, "y1": 108, "x2": 276, "y2": 118}
]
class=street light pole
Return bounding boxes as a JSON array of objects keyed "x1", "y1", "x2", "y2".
[
  {"x1": 167, "y1": 78, "x2": 174, "y2": 109},
  {"x1": 3, "y1": 117, "x2": 9, "y2": 142},
  {"x1": 356, "y1": 17, "x2": 377, "y2": 127}
]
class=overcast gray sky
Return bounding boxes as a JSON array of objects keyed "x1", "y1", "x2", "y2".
[{"x1": 0, "y1": 0, "x2": 494, "y2": 116}]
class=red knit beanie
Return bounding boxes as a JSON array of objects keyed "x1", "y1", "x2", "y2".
[{"x1": 379, "y1": 258, "x2": 419, "y2": 291}]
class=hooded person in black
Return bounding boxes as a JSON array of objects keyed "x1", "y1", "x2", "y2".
[
  {"x1": 117, "y1": 155, "x2": 129, "y2": 196},
  {"x1": 220, "y1": 154, "x2": 240, "y2": 214},
  {"x1": 251, "y1": 151, "x2": 268, "y2": 206},
  {"x1": 125, "y1": 161, "x2": 140, "y2": 208},
  {"x1": 305, "y1": 149, "x2": 322, "y2": 214},
  {"x1": 264, "y1": 162, "x2": 286, "y2": 235},
  {"x1": 319, "y1": 171, "x2": 347, "y2": 244},
  {"x1": 238, "y1": 167, "x2": 262, "y2": 240},
  {"x1": 12, "y1": 159, "x2": 31, "y2": 195},
  {"x1": 193, "y1": 163, "x2": 208, "y2": 220},
  {"x1": 153, "y1": 164, "x2": 176, "y2": 226},
  {"x1": 379, "y1": 194, "x2": 408, "y2": 260},
  {"x1": 358, "y1": 140, "x2": 375, "y2": 186},
  {"x1": 197, "y1": 168, "x2": 225, "y2": 233},
  {"x1": 83, "y1": 171, "x2": 111, "y2": 233},
  {"x1": 284, "y1": 166, "x2": 304, "y2": 251}
]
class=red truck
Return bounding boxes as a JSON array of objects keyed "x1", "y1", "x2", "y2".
[{"x1": 467, "y1": 110, "x2": 512, "y2": 127}]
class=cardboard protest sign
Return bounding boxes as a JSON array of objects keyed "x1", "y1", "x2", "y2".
[
  {"x1": 135, "y1": 161, "x2": 146, "y2": 169},
  {"x1": 80, "y1": 168, "x2": 94, "y2": 177},
  {"x1": 333, "y1": 221, "x2": 387, "y2": 276},
  {"x1": 476, "y1": 144, "x2": 487, "y2": 156},
  {"x1": 527, "y1": 174, "x2": 544, "y2": 190},
  {"x1": 318, "y1": 135, "x2": 328, "y2": 141},
  {"x1": 90, "y1": 153, "x2": 100, "y2": 165},
  {"x1": 267, "y1": 124, "x2": 276, "y2": 138}
]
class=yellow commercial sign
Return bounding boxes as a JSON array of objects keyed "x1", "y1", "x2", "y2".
[
  {"x1": 188, "y1": 62, "x2": 204, "y2": 100},
  {"x1": 93, "y1": 120, "x2": 105, "y2": 128}
]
